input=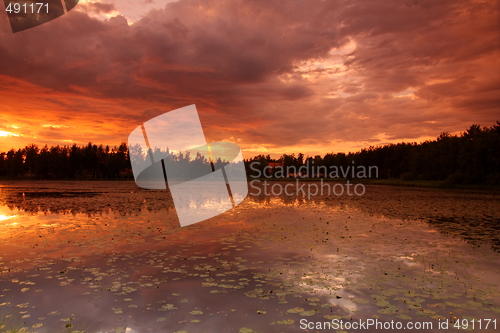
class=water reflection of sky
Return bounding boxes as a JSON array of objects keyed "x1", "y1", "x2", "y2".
[{"x1": 0, "y1": 181, "x2": 499, "y2": 332}]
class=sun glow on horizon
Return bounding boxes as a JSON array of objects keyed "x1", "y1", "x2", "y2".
[
  {"x1": 0, "y1": 130, "x2": 19, "y2": 137},
  {"x1": 0, "y1": 214, "x2": 17, "y2": 221}
]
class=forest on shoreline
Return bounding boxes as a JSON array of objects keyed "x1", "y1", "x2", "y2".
[{"x1": 0, "y1": 122, "x2": 499, "y2": 185}]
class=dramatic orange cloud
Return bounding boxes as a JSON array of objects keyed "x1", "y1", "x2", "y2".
[{"x1": 0, "y1": 0, "x2": 498, "y2": 157}]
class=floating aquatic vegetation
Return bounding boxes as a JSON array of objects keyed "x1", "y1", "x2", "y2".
[{"x1": 0, "y1": 182, "x2": 499, "y2": 332}]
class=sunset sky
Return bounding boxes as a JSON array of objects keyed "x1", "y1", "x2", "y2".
[{"x1": 0, "y1": 0, "x2": 498, "y2": 157}]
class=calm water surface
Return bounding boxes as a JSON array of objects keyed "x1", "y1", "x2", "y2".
[{"x1": 0, "y1": 181, "x2": 499, "y2": 332}]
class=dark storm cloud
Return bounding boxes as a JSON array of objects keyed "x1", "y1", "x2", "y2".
[{"x1": 0, "y1": 0, "x2": 498, "y2": 155}]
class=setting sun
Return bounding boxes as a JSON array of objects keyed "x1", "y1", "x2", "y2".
[{"x1": 0, "y1": 130, "x2": 18, "y2": 137}]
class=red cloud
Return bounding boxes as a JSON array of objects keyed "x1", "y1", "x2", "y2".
[{"x1": 0, "y1": 0, "x2": 498, "y2": 156}]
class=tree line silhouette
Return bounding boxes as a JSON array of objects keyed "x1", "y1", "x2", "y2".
[
  {"x1": 246, "y1": 122, "x2": 500, "y2": 185},
  {"x1": 0, "y1": 142, "x2": 131, "y2": 180},
  {"x1": 0, "y1": 122, "x2": 498, "y2": 184}
]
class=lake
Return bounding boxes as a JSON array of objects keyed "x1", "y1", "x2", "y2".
[{"x1": 0, "y1": 181, "x2": 499, "y2": 332}]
